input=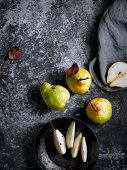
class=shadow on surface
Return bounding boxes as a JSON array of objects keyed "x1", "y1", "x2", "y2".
[
  {"x1": 72, "y1": 103, "x2": 93, "y2": 125},
  {"x1": 27, "y1": 84, "x2": 51, "y2": 115},
  {"x1": 50, "y1": 69, "x2": 67, "y2": 88},
  {"x1": 22, "y1": 124, "x2": 43, "y2": 170}
]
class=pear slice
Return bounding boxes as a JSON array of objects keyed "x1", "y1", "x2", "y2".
[
  {"x1": 71, "y1": 132, "x2": 82, "y2": 158},
  {"x1": 107, "y1": 62, "x2": 127, "y2": 88},
  {"x1": 66, "y1": 121, "x2": 76, "y2": 148},
  {"x1": 53, "y1": 129, "x2": 67, "y2": 155},
  {"x1": 81, "y1": 137, "x2": 87, "y2": 162}
]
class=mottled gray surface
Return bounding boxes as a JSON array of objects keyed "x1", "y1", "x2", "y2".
[
  {"x1": 90, "y1": 0, "x2": 127, "y2": 92},
  {"x1": 0, "y1": 0, "x2": 127, "y2": 170}
]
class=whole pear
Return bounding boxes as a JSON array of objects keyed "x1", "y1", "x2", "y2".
[
  {"x1": 66, "y1": 62, "x2": 92, "y2": 94},
  {"x1": 38, "y1": 79, "x2": 70, "y2": 111},
  {"x1": 86, "y1": 98, "x2": 112, "y2": 124}
]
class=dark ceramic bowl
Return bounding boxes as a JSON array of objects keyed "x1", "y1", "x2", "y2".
[{"x1": 35, "y1": 117, "x2": 99, "y2": 170}]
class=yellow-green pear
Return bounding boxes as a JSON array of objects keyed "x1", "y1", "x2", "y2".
[
  {"x1": 66, "y1": 121, "x2": 75, "y2": 148},
  {"x1": 81, "y1": 137, "x2": 87, "y2": 163},
  {"x1": 86, "y1": 98, "x2": 112, "y2": 124},
  {"x1": 66, "y1": 62, "x2": 92, "y2": 94},
  {"x1": 38, "y1": 79, "x2": 70, "y2": 110},
  {"x1": 71, "y1": 132, "x2": 82, "y2": 158}
]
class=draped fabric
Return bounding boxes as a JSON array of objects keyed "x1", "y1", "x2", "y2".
[{"x1": 89, "y1": 0, "x2": 127, "y2": 92}]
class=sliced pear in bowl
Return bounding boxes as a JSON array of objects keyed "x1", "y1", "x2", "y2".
[
  {"x1": 71, "y1": 132, "x2": 82, "y2": 158},
  {"x1": 81, "y1": 137, "x2": 87, "y2": 162},
  {"x1": 107, "y1": 62, "x2": 127, "y2": 88},
  {"x1": 66, "y1": 121, "x2": 76, "y2": 148},
  {"x1": 53, "y1": 129, "x2": 67, "y2": 155}
]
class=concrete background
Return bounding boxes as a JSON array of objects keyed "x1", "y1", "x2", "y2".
[{"x1": 0, "y1": 0, "x2": 127, "y2": 169}]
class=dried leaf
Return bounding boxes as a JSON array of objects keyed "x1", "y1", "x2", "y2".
[
  {"x1": 66, "y1": 62, "x2": 79, "y2": 76},
  {"x1": 8, "y1": 46, "x2": 22, "y2": 60}
]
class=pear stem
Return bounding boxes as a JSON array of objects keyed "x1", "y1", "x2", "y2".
[
  {"x1": 37, "y1": 78, "x2": 43, "y2": 86},
  {"x1": 89, "y1": 100, "x2": 99, "y2": 112},
  {"x1": 100, "y1": 83, "x2": 111, "y2": 92},
  {"x1": 78, "y1": 77, "x2": 89, "y2": 81},
  {"x1": 50, "y1": 121, "x2": 55, "y2": 130}
]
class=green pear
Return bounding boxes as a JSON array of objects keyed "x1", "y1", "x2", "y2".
[
  {"x1": 38, "y1": 79, "x2": 70, "y2": 110},
  {"x1": 86, "y1": 98, "x2": 112, "y2": 124},
  {"x1": 66, "y1": 121, "x2": 75, "y2": 148},
  {"x1": 81, "y1": 137, "x2": 87, "y2": 162},
  {"x1": 71, "y1": 132, "x2": 82, "y2": 158},
  {"x1": 53, "y1": 129, "x2": 67, "y2": 155},
  {"x1": 107, "y1": 62, "x2": 127, "y2": 87}
]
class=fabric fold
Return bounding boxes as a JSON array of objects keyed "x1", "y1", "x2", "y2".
[{"x1": 89, "y1": 0, "x2": 127, "y2": 92}]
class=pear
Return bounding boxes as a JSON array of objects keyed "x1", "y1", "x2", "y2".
[
  {"x1": 66, "y1": 62, "x2": 92, "y2": 94},
  {"x1": 38, "y1": 79, "x2": 70, "y2": 110},
  {"x1": 66, "y1": 121, "x2": 76, "y2": 148},
  {"x1": 107, "y1": 62, "x2": 127, "y2": 88},
  {"x1": 53, "y1": 129, "x2": 67, "y2": 155},
  {"x1": 71, "y1": 132, "x2": 82, "y2": 158},
  {"x1": 86, "y1": 98, "x2": 112, "y2": 124},
  {"x1": 81, "y1": 137, "x2": 87, "y2": 162}
]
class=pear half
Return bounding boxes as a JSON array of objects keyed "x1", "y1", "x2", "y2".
[
  {"x1": 53, "y1": 129, "x2": 66, "y2": 155},
  {"x1": 71, "y1": 132, "x2": 82, "y2": 158},
  {"x1": 66, "y1": 121, "x2": 76, "y2": 148},
  {"x1": 81, "y1": 137, "x2": 87, "y2": 162},
  {"x1": 107, "y1": 62, "x2": 127, "y2": 88}
]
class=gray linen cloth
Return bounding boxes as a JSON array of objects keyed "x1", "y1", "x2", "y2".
[{"x1": 89, "y1": 0, "x2": 127, "y2": 92}]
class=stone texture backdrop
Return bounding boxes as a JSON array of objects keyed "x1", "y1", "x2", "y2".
[{"x1": 0, "y1": 0, "x2": 127, "y2": 170}]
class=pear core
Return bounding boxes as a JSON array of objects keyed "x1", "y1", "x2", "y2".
[
  {"x1": 66, "y1": 68, "x2": 92, "y2": 94},
  {"x1": 86, "y1": 98, "x2": 112, "y2": 124},
  {"x1": 107, "y1": 62, "x2": 127, "y2": 88}
]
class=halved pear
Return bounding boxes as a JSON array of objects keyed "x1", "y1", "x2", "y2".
[
  {"x1": 81, "y1": 137, "x2": 87, "y2": 162},
  {"x1": 107, "y1": 62, "x2": 127, "y2": 87},
  {"x1": 53, "y1": 129, "x2": 66, "y2": 155},
  {"x1": 66, "y1": 121, "x2": 76, "y2": 148},
  {"x1": 71, "y1": 132, "x2": 82, "y2": 158}
]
